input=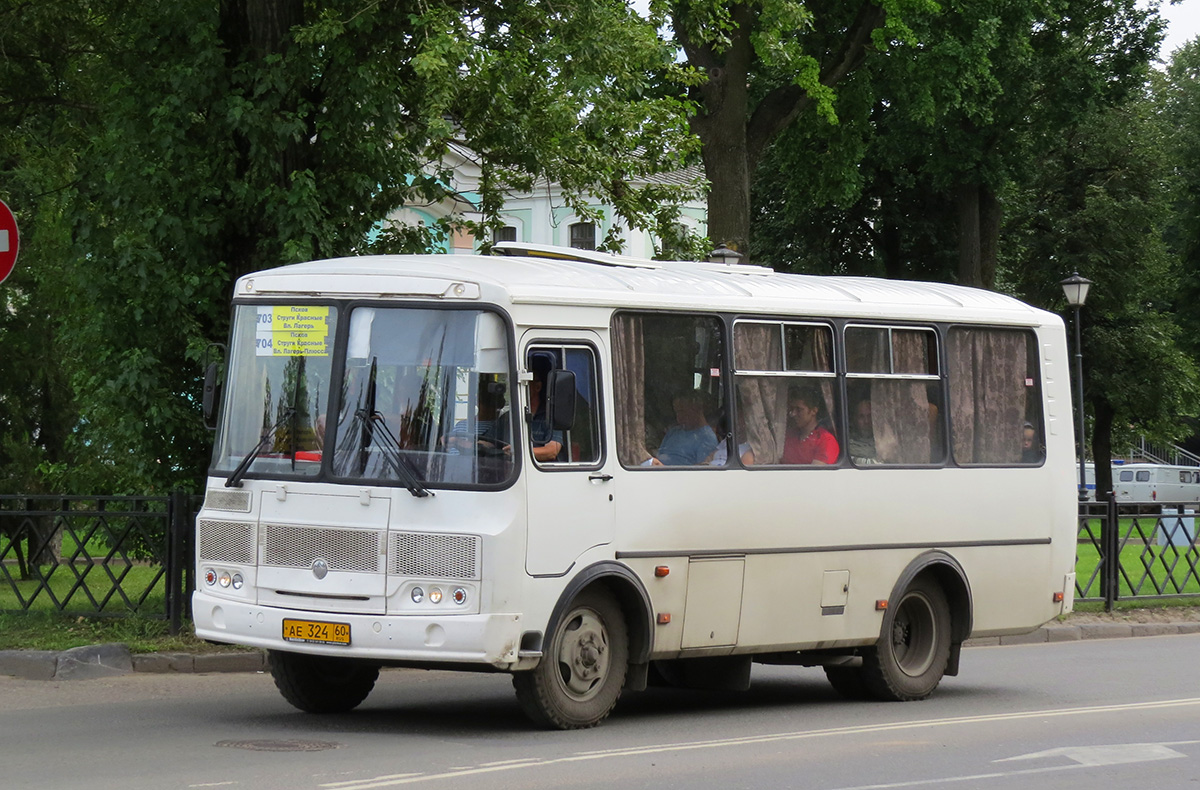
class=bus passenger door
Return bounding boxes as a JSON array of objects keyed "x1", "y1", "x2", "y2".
[{"x1": 522, "y1": 339, "x2": 615, "y2": 576}]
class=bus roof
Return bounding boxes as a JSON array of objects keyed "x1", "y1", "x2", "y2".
[{"x1": 235, "y1": 247, "x2": 1057, "y2": 327}]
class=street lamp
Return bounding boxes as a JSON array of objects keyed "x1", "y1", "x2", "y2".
[{"x1": 1061, "y1": 273, "x2": 1093, "y2": 501}]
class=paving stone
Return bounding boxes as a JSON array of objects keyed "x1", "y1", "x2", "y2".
[
  {"x1": 191, "y1": 651, "x2": 266, "y2": 674},
  {"x1": 1130, "y1": 623, "x2": 1180, "y2": 637},
  {"x1": 0, "y1": 650, "x2": 59, "y2": 680},
  {"x1": 131, "y1": 653, "x2": 196, "y2": 673},
  {"x1": 999, "y1": 629, "x2": 1048, "y2": 645},
  {"x1": 55, "y1": 643, "x2": 133, "y2": 679},
  {"x1": 1078, "y1": 623, "x2": 1135, "y2": 640}
]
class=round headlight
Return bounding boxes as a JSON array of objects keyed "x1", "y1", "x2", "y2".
[
  {"x1": 452, "y1": 587, "x2": 467, "y2": 605},
  {"x1": 231, "y1": 573, "x2": 244, "y2": 590},
  {"x1": 411, "y1": 586, "x2": 425, "y2": 603},
  {"x1": 429, "y1": 587, "x2": 443, "y2": 604},
  {"x1": 204, "y1": 568, "x2": 217, "y2": 586},
  {"x1": 218, "y1": 571, "x2": 232, "y2": 588}
]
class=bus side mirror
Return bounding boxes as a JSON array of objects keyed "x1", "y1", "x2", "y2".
[
  {"x1": 202, "y1": 362, "x2": 222, "y2": 430},
  {"x1": 547, "y1": 369, "x2": 576, "y2": 431}
]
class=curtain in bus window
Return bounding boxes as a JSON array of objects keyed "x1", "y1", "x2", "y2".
[
  {"x1": 613, "y1": 314, "x2": 652, "y2": 465},
  {"x1": 947, "y1": 328, "x2": 1026, "y2": 464},
  {"x1": 872, "y1": 331, "x2": 936, "y2": 465},
  {"x1": 734, "y1": 323, "x2": 786, "y2": 465}
]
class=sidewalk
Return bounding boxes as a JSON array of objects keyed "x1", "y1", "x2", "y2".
[{"x1": 3, "y1": 611, "x2": 1199, "y2": 681}]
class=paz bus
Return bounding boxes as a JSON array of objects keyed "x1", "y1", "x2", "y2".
[{"x1": 193, "y1": 243, "x2": 1077, "y2": 729}]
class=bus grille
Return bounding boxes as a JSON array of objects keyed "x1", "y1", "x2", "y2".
[
  {"x1": 389, "y1": 533, "x2": 480, "y2": 580},
  {"x1": 197, "y1": 520, "x2": 255, "y2": 564},
  {"x1": 203, "y1": 489, "x2": 252, "y2": 513},
  {"x1": 261, "y1": 524, "x2": 382, "y2": 573}
]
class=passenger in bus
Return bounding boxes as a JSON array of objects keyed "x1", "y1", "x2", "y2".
[
  {"x1": 708, "y1": 407, "x2": 755, "y2": 466},
  {"x1": 528, "y1": 356, "x2": 564, "y2": 462},
  {"x1": 780, "y1": 385, "x2": 839, "y2": 465},
  {"x1": 1021, "y1": 422, "x2": 1043, "y2": 463},
  {"x1": 645, "y1": 390, "x2": 719, "y2": 466},
  {"x1": 847, "y1": 396, "x2": 877, "y2": 465}
]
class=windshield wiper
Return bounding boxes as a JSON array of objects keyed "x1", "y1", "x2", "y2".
[
  {"x1": 334, "y1": 358, "x2": 431, "y2": 498},
  {"x1": 226, "y1": 407, "x2": 295, "y2": 488}
]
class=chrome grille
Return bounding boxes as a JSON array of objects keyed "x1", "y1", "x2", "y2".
[
  {"x1": 389, "y1": 533, "x2": 480, "y2": 579},
  {"x1": 198, "y1": 520, "x2": 255, "y2": 564},
  {"x1": 261, "y1": 524, "x2": 382, "y2": 573},
  {"x1": 203, "y1": 489, "x2": 252, "y2": 513}
]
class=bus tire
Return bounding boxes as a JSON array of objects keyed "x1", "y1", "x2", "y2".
[
  {"x1": 823, "y1": 665, "x2": 871, "y2": 700},
  {"x1": 860, "y1": 576, "x2": 951, "y2": 701},
  {"x1": 268, "y1": 650, "x2": 380, "y2": 714},
  {"x1": 512, "y1": 588, "x2": 628, "y2": 729}
]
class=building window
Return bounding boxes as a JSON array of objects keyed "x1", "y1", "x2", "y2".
[
  {"x1": 493, "y1": 226, "x2": 517, "y2": 243},
  {"x1": 569, "y1": 222, "x2": 596, "y2": 250}
]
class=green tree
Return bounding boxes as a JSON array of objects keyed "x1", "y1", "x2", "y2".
[{"x1": 0, "y1": 0, "x2": 696, "y2": 494}]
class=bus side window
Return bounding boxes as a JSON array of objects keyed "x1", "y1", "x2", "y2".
[
  {"x1": 526, "y1": 345, "x2": 603, "y2": 466},
  {"x1": 946, "y1": 327, "x2": 1043, "y2": 466},
  {"x1": 612, "y1": 312, "x2": 725, "y2": 468}
]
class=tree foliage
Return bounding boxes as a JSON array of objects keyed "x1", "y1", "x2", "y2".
[{"x1": 0, "y1": 0, "x2": 695, "y2": 493}]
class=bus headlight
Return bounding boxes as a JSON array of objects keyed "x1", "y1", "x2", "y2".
[
  {"x1": 204, "y1": 568, "x2": 217, "y2": 586},
  {"x1": 429, "y1": 587, "x2": 443, "y2": 604},
  {"x1": 452, "y1": 587, "x2": 467, "y2": 605},
  {"x1": 411, "y1": 586, "x2": 425, "y2": 603},
  {"x1": 218, "y1": 572, "x2": 232, "y2": 588},
  {"x1": 231, "y1": 574, "x2": 244, "y2": 591}
]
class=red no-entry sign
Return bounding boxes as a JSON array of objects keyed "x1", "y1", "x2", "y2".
[{"x1": 0, "y1": 199, "x2": 19, "y2": 285}]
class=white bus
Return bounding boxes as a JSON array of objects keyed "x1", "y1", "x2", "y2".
[{"x1": 194, "y1": 243, "x2": 1078, "y2": 729}]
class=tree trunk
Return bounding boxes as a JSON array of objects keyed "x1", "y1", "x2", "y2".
[
  {"x1": 1092, "y1": 398, "x2": 1113, "y2": 501},
  {"x1": 957, "y1": 182, "x2": 982, "y2": 287},
  {"x1": 979, "y1": 183, "x2": 1001, "y2": 290},
  {"x1": 702, "y1": 131, "x2": 752, "y2": 257}
]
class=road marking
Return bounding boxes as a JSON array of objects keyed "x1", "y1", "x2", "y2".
[
  {"x1": 318, "y1": 697, "x2": 1200, "y2": 790},
  {"x1": 826, "y1": 741, "x2": 1198, "y2": 789}
]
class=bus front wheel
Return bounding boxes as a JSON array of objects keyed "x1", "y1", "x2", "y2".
[
  {"x1": 268, "y1": 650, "x2": 380, "y2": 714},
  {"x1": 860, "y1": 577, "x2": 951, "y2": 701},
  {"x1": 513, "y1": 588, "x2": 629, "y2": 729}
]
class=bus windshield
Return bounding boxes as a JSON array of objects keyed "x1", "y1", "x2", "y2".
[
  {"x1": 212, "y1": 304, "x2": 338, "y2": 481},
  {"x1": 210, "y1": 303, "x2": 515, "y2": 489},
  {"x1": 329, "y1": 306, "x2": 514, "y2": 487}
]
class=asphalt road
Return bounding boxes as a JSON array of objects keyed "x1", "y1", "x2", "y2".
[{"x1": 3, "y1": 635, "x2": 1199, "y2": 790}]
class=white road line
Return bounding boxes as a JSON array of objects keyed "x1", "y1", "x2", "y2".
[{"x1": 320, "y1": 697, "x2": 1200, "y2": 790}]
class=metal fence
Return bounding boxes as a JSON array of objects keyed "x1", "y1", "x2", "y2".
[
  {"x1": 0, "y1": 493, "x2": 199, "y2": 633},
  {"x1": 1076, "y1": 494, "x2": 1200, "y2": 611},
  {"x1": 2, "y1": 492, "x2": 1195, "y2": 628}
]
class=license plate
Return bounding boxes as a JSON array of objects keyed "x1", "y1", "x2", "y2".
[{"x1": 282, "y1": 618, "x2": 351, "y2": 646}]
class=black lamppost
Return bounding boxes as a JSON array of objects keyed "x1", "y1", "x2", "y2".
[{"x1": 1061, "y1": 273, "x2": 1093, "y2": 501}]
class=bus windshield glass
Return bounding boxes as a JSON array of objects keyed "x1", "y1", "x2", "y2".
[
  {"x1": 329, "y1": 307, "x2": 514, "y2": 487},
  {"x1": 212, "y1": 303, "x2": 338, "y2": 480}
]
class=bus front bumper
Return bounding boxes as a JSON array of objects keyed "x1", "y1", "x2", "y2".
[{"x1": 192, "y1": 591, "x2": 526, "y2": 668}]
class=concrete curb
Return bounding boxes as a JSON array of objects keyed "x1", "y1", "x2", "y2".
[
  {"x1": 4, "y1": 621, "x2": 1199, "y2": 679},
  {"x1": 964, "y1": 620, "x2": 1200, "y2": 647},
  {"x1": 0, "y1": 645, "x2": 266, "y2": 680}
]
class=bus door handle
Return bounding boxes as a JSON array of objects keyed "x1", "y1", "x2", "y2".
[{"x1": 588, "y1": 473, "x2": 613, "y2": 483}]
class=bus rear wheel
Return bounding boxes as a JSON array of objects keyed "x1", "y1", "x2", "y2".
[
  {"x1": 268, "y1": 650, "x2": 380, "y2": 714},
  {"x1": 860, "y1": 577, "x2": 951, "y2": 701},
  {"x1": 513, "y1": 588, "x2": 629, "y2": 729}
]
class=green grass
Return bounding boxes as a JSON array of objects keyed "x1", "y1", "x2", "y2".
[
  {"x1": 0, "y1": 610, "x2": 240, "y2": 654},
  {"x1": 1076, "y1": 518, "x2": 1200, "y2": 598},
  {"x1": 0, "y1": 563, "x2": 167, "y2": 615}
]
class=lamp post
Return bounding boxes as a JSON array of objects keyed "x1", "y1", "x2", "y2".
[{"x1": 1061, "y1": 273, "x2": 1093, "y2": 501}]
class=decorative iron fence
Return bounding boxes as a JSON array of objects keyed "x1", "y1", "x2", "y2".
[
  {"x1": 0, "y1": 493, "x2": 200, "y2": 633},
  {"x1": 2, "y1": 492, "x2": 1195, "y2": 629},
  {"x1": 1076, "y1": 495, "x2": 1200, "y2": 611}
]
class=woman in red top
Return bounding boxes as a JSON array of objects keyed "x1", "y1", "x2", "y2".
[{"x1": 780, "y1": 386, "x2": 839, "y2": 465}]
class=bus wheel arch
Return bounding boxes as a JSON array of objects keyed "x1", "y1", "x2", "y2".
[
  {"x1": 860, "y1": 552, "x2": 972, "y2": 701},
  {"x1": 513, "y1": 563, "x2": 652, "y2": 729}
]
